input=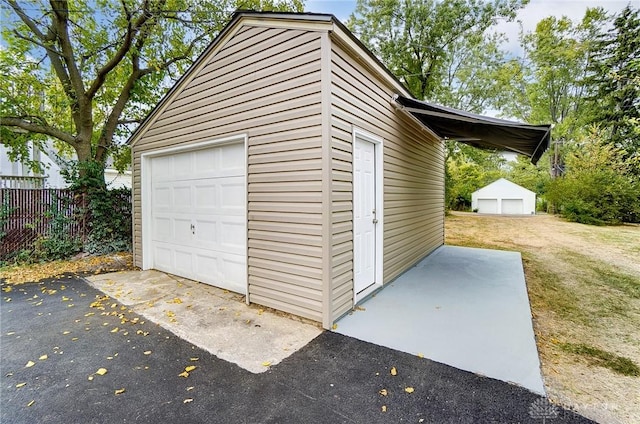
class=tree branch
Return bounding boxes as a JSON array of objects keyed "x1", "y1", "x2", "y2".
[
  {"x1": 86, "y1": 0, "x2": 157, "y2": 99},
  {"x1": 49, "y1": 0, "x2": 86, "y2": 106},
  {"x1": 5, "y1": 0, "x2": 47, "y2": 41},
  {"x1": 1, "y1": 116, "x2": 76, "y2": 145}
]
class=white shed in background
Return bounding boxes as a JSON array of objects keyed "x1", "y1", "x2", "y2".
[{"x1": 472, "y1": 178, "x2": 536, "y2": 215}]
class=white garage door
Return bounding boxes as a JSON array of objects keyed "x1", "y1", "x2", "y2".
[
  {"x1": 477, "y1": 199, "x2": 498, "y2": 214},
  {"x1": 149, "y1": 142, "x2": 246, "y2": 293},
  {"x1": 502, "y1": 199, "x2": 524, "y2": 215}
]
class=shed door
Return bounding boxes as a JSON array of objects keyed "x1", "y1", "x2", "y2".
[
  {"x1": 354, "y1": 136, "x2": 376, "y2": 294},
  {"x1": 149, "y1": 142, "x2": 246, "y2": 293},
  {"x1": 502, "y1": 199, "x2": 524, "y2": 215},
  {"x1": 477, "y1": 199, "x2": 498, "y2": 214}
]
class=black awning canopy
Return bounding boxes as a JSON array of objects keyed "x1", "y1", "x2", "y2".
[{"x1": 394, "y1": 95, "x2": 551, "y2": 164}]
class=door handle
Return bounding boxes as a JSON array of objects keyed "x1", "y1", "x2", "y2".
[
  {"x1": 372, "y1": 218, "x2": 378, "y2": 224},
  {"x1": 190, "y1": 224, "x2": 195, "y2": 234}
]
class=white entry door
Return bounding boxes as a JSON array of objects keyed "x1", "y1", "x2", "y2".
[
  {"x1": 353, "y1": 136, "x2": 377, "y2": 294},
  {"x1": 148, "y1": 141, "x2": 246, "y2": 294}
]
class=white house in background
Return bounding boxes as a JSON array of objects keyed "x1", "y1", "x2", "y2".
[
  {"x1": 104, "y1": 168, "x2": 132, "y2": 189},
  {"x1": 472, "y1": 178, "x2": 536, "y2": 215},
  {"x1": 0, "y1": 142, "x2": 131, "y2": 189}
]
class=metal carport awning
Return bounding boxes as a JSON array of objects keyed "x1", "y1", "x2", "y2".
[{"x1": 393, "y1": 95, "x2": 551, "y2": 164}]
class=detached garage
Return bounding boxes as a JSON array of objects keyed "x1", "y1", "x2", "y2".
[
  {"x1": 129, "y1": 12, "x2": 549, "y2": 329},
  {"x1": 472, "y1": 178, "x2": 537, "y2": 215}
]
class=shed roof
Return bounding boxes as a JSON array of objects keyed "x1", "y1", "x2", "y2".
[{"x1": 393, "y1": 96, "x2": 550, "y2": 164}]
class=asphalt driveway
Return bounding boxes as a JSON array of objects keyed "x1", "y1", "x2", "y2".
[{"x1": 1, "y1": 275, "x2": 593, "y2": 423}]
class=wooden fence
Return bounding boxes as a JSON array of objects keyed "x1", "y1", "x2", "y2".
[{"x1": 0, "y1": 188, "x2": 88, "y2": 259}]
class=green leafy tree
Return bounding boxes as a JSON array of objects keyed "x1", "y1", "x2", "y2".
[
  {"x1": 506, "y1": 154, "x2": 550, "y2": 193},
  {"x1": 0, "y1": 0, "x2": 303, "y2": 185},
  {"x1": 446, "y1": 143, "x2": 505, "y2": 210},
  {"x1": 498, "y1": 9, "x2": 607, "y2": 133},
  {"x1": 435, "y1": 32, "x2": 510, "y2": 113},
  {"x1": 348, "y1": 0, "x2": 527, "y2": 101},
  {"x1": 586, "y1": 5, "x2": 640, "y2": 169}
]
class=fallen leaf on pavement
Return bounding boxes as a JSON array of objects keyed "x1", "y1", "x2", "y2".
[
  {"x1": 16, "y1": 382, "x2": 26, "y2": 388},
  {"x1": 143, "y1": 351, "x2": 152, "y2": 355},
  {"x1": 390, "y1": 367, "x2": 397, "y2": 376},
  {"x1": 262, "y1": 361, "x2": 271, "y2": 367},
  {"x1": 27, "y1": 400, "x2": 35, "y2": 407},
  {"x1": 25, "y1": 361, "x2": 35, "y2": 368},
  {"x1": 183, "y1": 398, "x2": 193, "y2": 404},
  {"x1": 379, "y1": 389, "x2": 388, "y2": 396},
  {"x1": 404, "y1": 387, "x2": 414, "y2": 393},
  {"x1": 39, "y1": 355, "x2": 47, "y2": 361},
  {"x1": 189, "y1": 357, "x2": 199, "y2": 361},
  {"x1": 381, "y1": 405, "x2": 387, "y2": 412},
  {"x1": 185, "y1": 365, "x2": 196, "y2": 372},
  {"x1": 114, "y1": 388, "x2": 125, "y2": 395},
  {"x1": 178, "y1": 371, "x2": 189, "y2": 378},
  {"x1": 95, "y1": 368, "x2": 108, "y2": 376}
]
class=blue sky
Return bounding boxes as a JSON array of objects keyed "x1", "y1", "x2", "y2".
[{"x1": 305, "y1": 0, "x2": 634, "y2": 54}]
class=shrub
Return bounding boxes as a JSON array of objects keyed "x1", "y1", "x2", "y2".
[
  {"x1": 546, "y1": 129, "x2": 640, "y2": 225},
  {"x1": 84, "y1": 187, "x2": 132, "y2": 255},
  {"x1": 32, "y1": 192, "x2": 82, "y2": 261}
]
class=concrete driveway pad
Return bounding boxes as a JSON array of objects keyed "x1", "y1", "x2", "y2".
[
  {"x1": 336, "y1": 245, "x2": 545, "y2": 395},
  {"x1": 85, "y1": 270, "x2": 322, "y2": 373}
]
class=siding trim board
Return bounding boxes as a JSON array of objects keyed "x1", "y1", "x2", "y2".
[{"x1": 320, "y1": 31, "x2": 333, "y2": 329}]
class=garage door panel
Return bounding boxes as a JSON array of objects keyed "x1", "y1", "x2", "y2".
[
  {"x1": 174, "y1": 249, "x2": 193, "y2": 274},
  {"x1": 194, "y1": 148, "x2": 218, "y2": 175},
  {"x1": 148, "y1": 141, "x2": 247, "y2": 294},
  {"x1": 194, "y1": 183, "x2": 218, "y2": 208},
  {"x1": 218, "y1": 254, "x2": 246, "y2": 293},
  {"x1": 152, "y1": 156, "x2": 171, "y2": 180},
  {"x1": 153, "y1": 217, "x2": 172, "y2": 240},
  {"x1": 153, "y1": 245, "x2": 173, "y2": 270},
  {"x1": 477, "y1": 199, "x2": 498, "y2": 214},
  {"x1": 173, "y1": 151, "x2": 192, "y2": 179},
  {"x1": 193, "y1": 252, "x2": 219, "y2": 278},
  {"x1": 221, "y1": 220, "x2": 245, "y2": 252},
  {"x1": 194, "y1": 219, "x2": 217, "y2": 247},
  {"x1": 173, "y1": 185, "x2": 191, "y2": 208},
  {"x1": 220, "y1": 179, "x2": 245, "y2": 209},
  {"x1": 502, "y1": 199, "x2": 524, "y2": 215},
  {"x1": 153, "y1": 186, "x2": 171, "y2": 207},
  {"x1": 219, "y1": 142, "x2": 245, "y2": 170},
  {"x1": 173, "y1": 218, "x2": 193, "y2": 243}
]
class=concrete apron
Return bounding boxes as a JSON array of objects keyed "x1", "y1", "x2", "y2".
[{"x1": 85, "y1": 270, "x2": 322, "y2": 373}]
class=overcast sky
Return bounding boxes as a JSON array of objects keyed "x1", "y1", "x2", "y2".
[{"x1": 304, "y1": 0, "x2": 634, "y2": 55}]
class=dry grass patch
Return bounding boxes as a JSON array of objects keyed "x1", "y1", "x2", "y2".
[
  {"x1": 445, "y1": 212, "x2": 640, "y2": 424},
  {"x1": 0, "y1": 252, "x2": 134, "y2": 285}
]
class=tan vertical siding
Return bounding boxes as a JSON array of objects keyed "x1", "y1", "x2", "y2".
[
  {"x1": 329, "y1": 37, "x2": 445, "y2": 317},
  {"x1": 131, "y1": 26, "x2": 325, "y2": 321}
]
